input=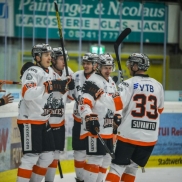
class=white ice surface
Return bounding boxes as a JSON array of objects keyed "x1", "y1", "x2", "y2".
[{"x1": 41, "y1": 167, "x2": 182, "y2": 182}]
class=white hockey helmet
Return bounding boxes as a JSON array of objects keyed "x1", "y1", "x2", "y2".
[
  {"x1": 127, "y1": 53, "x2": 150, "y2": 71},
  {"x1": 82, "y1": 52, "x2": 99, "y2": 64},
  {"x1": 31, "y1": 43, "x2": 52, "y2": 60},
  {"x1": 97, "y1": 53, "x2": 115, "y2": 71},
  {"x1": 52, "y1": 47, "x2": 69, "y2": 61}
]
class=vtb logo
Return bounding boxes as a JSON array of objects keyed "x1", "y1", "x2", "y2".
[{"x1": 0, "y1": 3, "x2": 8, "y2": 19}]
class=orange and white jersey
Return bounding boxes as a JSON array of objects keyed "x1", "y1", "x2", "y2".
[
  {"x1": 17, "y1": 66, "x2": 55, "y2": 125},
  {"x1": 99, "y1": 74, "x2": 164, "y2": 146},
  {"x1": 70, "y1": 70, "x2": 93, "y2": 138},
  {"x1": 48, "y1": 67, "x2": 74, "y2": 128},
  {"x1": 79, "y1": 72, "x2": 118, "y2": 139}
]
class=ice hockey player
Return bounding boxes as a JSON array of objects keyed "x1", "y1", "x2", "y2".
[
  {"x1": 78, "y1": 53, "x2": 122, "y2": 182},
  {"x1": 16, "y1": 43, "x2": 74, "y2": 182},
  {"x1": 82, "y1": 53, "x2": 164, "y2": 182},
  {"x1": 70, "y1": 52, "x2": 98, "y2": 182},
  {"x1": 44, "y1": 47, "x2": 74, "y2": 182}
]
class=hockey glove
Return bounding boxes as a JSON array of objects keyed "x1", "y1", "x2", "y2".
[
  {"x1": 67, "y1": 79, "x2": 75, "y2": 90},
  {"x1": 85, "y1": 114, "x2": 100, "y2": 135},
  {"x1": 44, "y1": 80, "x2": 67, "y2": 94},
  {"x1": 113, "y1": 114, "x2": 122, "y2": 134},
  {"x1": 82, "y1": 81, "x2": 104, "y2": 100}
]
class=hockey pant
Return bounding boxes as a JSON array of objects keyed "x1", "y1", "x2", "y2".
[
  {"x1": 74, "y1": 150, "x2": 86, "y2": 181},
  {"x1": 17, "y1": 151, "x2": 54, "y2": 182},
  {"x1": 105, "y1": 161, "x2": 138, "y2": 182},
  {"x1": 83, "y1": 154, "x2": 111, "y2": 182},
  {"x1": 45, "y1": 150, "x2": 61, "y2": 182}
]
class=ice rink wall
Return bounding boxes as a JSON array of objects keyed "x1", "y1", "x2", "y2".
[{"x1": 0, "y1": 102, "x2": 182, "y2": 182}]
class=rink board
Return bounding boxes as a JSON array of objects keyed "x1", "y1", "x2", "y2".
[{"x1": 0, "y1": 102, "x2": 182, "y2": 181}]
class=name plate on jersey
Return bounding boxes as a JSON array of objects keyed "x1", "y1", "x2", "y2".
[
  {"x1": 131, "y1": 120, "x2": 156, "y2": 131},
  {"x1": 88, "y1": 136, "x2": 97, "y2": 153}
]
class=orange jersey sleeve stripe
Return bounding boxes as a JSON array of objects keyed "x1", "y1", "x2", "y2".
[
  {"x1": 17, "y1": 168, "x2": 32, "y2": 179},
  {"x1": 49, "y1": 160, "x2": 58, "y2": 168},
  {"x1": 33, "y1": 165, "x2": 47, "y2": 176},
  {"x1": 22, "y1": 85, "x2": 28, "y2": 98},
  {"x1": 83, "y1": 98, "x2": 93, "y2": 108},
  {"x1": 50, "y1": 120, "x2": 65, "y2": 128},
  {"x1": 22, "y1": 83, "x2": 37, "y2": 98},
  {"x1": 74, "y1": 160, "x2": 85, "y2": 168},
  {"x1": 106, "y1": 172, "x2": 120, "y2": 182},
  {"x1": 121, "y1": 173, "x2": 135, "y2": 182},
  {"x1": 113, "y1": 96, "x2": 123, "y2": 111},
  {"x1": 73, "y1": 114, "x2": 82, "y2": 122},
  {"x1": 99, "y1": 166, "x2": 107, "y2": 174},
  {"x1": 17, "y1": 119, "x2": 48, "y2": 125},
  {"x1": 158, "y1": 108, "x2": 164, "y2": 114},
  {"x1": 117, "y1": 135, "x2": 157, "y2": 146},
  {"x1": 84, "y1": 163, "x2": 99, "y2": 173}
]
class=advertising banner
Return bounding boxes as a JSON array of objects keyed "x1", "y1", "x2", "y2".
[
  {"x1": 0, "y1": 118, "x2": 12, "y2": 172},
  {"x1": 152, "y1": 113, "x2": 182, "y2": 155},
  {"x1": 14, "y1": 0, "x2": 166, "y2": 43},
  {"x1": 0, "y1": 0, "x2": 14, "y2": 36},
  {"x1": 10, "y1": 117, "x2": 22, "y2": 169},
  {"x1": 147, "y1": 113, "x2": 182, "y2": 167}
]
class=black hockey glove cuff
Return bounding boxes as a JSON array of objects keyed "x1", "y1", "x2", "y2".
[
  {"x1": 113, "y1": 114, "x2": 122, "y2": 134},
  {"x1": 67, "y1": 79, "x2": 75, "y2": 90},
  {"x1": 82, "y1": 81, "x2": 104, "y2": 100},
  {"x1": 85, "y1": 114, "x2": 100, "y2": 135}
]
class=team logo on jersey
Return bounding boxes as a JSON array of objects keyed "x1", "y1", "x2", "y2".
[
  {"x1": 134, "y1": 83, "x2": 139, "y2": 89},
  {"x1": 41, "y1": 93, "x2": 53, "y2": 116},
  {"x1": 51, "y1": 98, "x2": 64, "y2": 117},
  {"x1": 103, "y1": 109, "x2": 114, "y2": 128},
  {"x1": 26, "y1": 73, "x2": 33, "y2": 80},
  {"x1": 131, "y1": 120, "x2": 156, "y2": 131}
]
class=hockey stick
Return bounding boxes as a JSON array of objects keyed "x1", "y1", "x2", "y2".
[
  {"x1": 114, "y1": 28, "x2": 131, "y2": 81},
  {"x1": 58, "y1": 160, "x2": 63, "y2": 178},
  {"x1": 0, "y1": 80, "x2": 21, "y2": 85},
  {"x1": 95, "y1": 128, "x2": 115, "y2": 159},
  {"x1": 54, "y1": 1, "x2": 69, "y2": 77}
]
